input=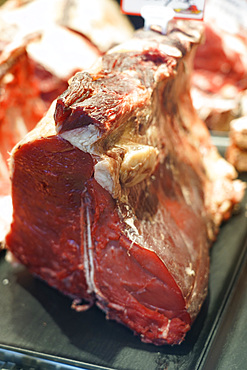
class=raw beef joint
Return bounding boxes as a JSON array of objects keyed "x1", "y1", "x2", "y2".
[{"x1": 6, "y1": 21, "x2": 245, "y2": 345}]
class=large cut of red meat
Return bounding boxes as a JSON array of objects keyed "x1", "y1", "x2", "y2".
[{"x1": 5, "y1": 21, "x2": 245, "y2": 345}]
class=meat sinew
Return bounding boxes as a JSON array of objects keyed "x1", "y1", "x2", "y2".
[{"x1": 6, "y1": 21, "x2": 245, "y2": 345}]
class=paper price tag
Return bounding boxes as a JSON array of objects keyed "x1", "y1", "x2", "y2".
[{"x1": 121, "y1": 0, "x2": 206, "y2": 21}]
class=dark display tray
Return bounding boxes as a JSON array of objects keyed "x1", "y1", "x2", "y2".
[{"x1": 0, "y1": 172, "x2": 247, "y2": 370}]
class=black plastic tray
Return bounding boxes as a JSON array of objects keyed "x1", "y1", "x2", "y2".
[{"x1": 0, "y1": 171, "x2": 247, "y2": 370}]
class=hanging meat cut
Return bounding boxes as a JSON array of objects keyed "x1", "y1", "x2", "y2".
[{"x1": 5, "y1": 20, "x2": 245, "y2": 345}]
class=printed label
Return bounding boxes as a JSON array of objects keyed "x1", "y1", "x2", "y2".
[{"x1": 121, "y1": 0, "x2": 206, "y2": 20}]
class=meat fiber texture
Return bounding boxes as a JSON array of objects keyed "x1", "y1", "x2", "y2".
[
  {"x1": 6, "y1": 20, "x2": 245, "y2": 345},
  {"x1": 0, "y1": 0, "x2": 134, "y2": 241}
]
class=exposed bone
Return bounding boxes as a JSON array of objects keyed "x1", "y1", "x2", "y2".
[
  {"x1": 94, "y1": 156, "x2": 121, "y2": 199},
  {"x1": 120, "y1": 144, "x2": 159, "y2": 187}
]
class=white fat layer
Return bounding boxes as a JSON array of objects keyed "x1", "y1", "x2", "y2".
[
  {"x1": 158, "y1": 320, "x2": 171, "y2": 339},
  {"x1": 203, "y1": 148, "x2": 237, "y2": 182},
  {"x1": 109, "y1": 38, "x2": 181, "y2": 59},
  {"x1": 124, "y1": 217, "x2": 139, "y2": 236},
  {"x1": 181, "y1": 186, "x2": 192, "y2": 207},
  {"x1": 60, "y1": 125, "x2": 100, "y2": 154},
  {"x1": 94, "y1": 161, "x2": 114, "y2": 195},
  {"x1": 185, "y1": 263, "x2": 195, "y2": 276},
  {"x1": 123, "y1": 214, "x2": 145, "y2": 250}
]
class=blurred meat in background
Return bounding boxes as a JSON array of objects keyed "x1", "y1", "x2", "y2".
[{"x1": 192, "y1": 1, "x2": 247, "y2": 132}]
